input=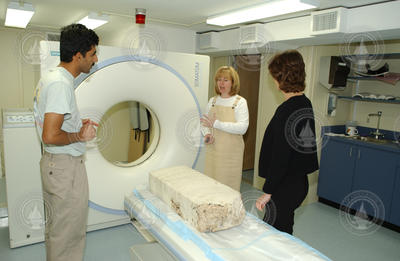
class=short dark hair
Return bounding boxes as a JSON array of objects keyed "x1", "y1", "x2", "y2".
[
  {"x1": 60, "y1": 24, "x2": 99, "y2": 62},
  {"x1": 268, "y1": 50, "x2": 306, "y2": 93}
]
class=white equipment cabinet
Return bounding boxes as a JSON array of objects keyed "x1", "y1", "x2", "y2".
[{"x1": 2, "y1": 108, "x2": 44, "y2": 248}]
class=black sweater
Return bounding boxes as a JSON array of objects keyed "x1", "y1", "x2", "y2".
[{"x1": 259, "y1": 94, "x2": 319, "y2": 194}]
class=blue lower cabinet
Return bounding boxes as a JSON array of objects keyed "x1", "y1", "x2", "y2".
[
  {"x1": 389, "y1": 164, "x2": 400, "y2": 226},
  {"x1": 351, "y1": 146, "x2": 398, "y2": 221},
  {"x1": 318, "y1": 138, "x2": 356, "y2": 205},
  {"x1": 318, "y1": 136, "x2": 400, "y2": 226}
]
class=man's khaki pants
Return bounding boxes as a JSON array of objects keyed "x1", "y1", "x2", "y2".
[{"x1": 40, "y1": 152, "x2": 89, "y2": 261}]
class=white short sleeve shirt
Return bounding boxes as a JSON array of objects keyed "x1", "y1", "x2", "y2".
[{"x1": 33, "y1": 67, "x2": 85, "y2": 156}]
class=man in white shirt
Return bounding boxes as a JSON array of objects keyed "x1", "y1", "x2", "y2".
[{"x1": 33, "y1": 24, "x2": 99, "y2": 261}]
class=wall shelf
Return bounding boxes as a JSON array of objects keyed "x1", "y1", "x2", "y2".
[
  {"x1": 338, "y1": 96, "x2": 400, "y2": 104},
  {"x1": 348, "y1": 74, "x2": 400, "y2": 81},
  {"x1": 348, "y1": 76, "x2": 385, "y2": 80},
  {"x1": 346, "y1": 53, "x2": 400, "y2": 84},
  {"x1": 344, "y1": 53, "x2": 400, "y2": 60}
]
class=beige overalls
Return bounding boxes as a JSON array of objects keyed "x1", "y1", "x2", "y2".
[{"x1": 204, "y1": 95, "x2": 245, "y2": 191}]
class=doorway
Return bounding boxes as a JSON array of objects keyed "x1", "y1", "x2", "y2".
[{"x1": 235, "y1": 54, "x2": 261, "y2": 182}]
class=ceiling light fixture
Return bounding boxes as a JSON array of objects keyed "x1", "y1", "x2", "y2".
[
  {"x1": 78, "y1": 12, "x2": 109, "y2": 30},
  {"x1": 5, "y1": 1, "x2": 35, "y2": 28},
  {"x1": 206, "y1": 0, "x2": 319, "y2": 26}
]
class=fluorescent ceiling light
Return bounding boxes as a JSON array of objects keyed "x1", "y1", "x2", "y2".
[
  {"x1": 78, "y1": 12, "x2": 109, "y2": 29},
  {"x1": 207, "y1": 0, "x2": 319, "y2": 26},
  {"x1": 5, "y1": 2, "x2": 35, "y2": 28}
]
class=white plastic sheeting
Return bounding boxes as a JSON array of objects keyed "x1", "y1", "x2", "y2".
[{"x1": 125, "y1": 189, "x2": 331, "y2": 261}]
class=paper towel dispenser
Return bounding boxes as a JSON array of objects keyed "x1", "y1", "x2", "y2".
[{"x1": 319, "y1": 56, "x2": 350, "y2": 90}]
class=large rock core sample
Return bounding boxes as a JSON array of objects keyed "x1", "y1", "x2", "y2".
[{"x1": 149, "y1": 166, "x2": 245, "y2": 232}]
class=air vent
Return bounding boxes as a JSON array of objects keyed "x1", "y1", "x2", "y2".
[
  {"x1": 45, "y1": 32, "x2": 60, "y2": 42},
  {"x1": 314, "y1": 11, "x2": 337, "y2": 31},
  {"x1": 197, "y1": 32, "x2": 220, "y2": 50},
  {"x1": 311, "y1": 8, "x2": 347, "y2": 35},
  {"x1": 240, "y1": 24, "x2": 265, "y2": 44}
]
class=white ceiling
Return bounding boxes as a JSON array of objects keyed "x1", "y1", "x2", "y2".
[{"x1": 0, "y1": 0, "x2": 393, "y2": 33}]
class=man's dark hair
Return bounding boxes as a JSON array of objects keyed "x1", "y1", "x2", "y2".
[{"x1": 60, "y1": 24, "x2": 99, "y2": 62}]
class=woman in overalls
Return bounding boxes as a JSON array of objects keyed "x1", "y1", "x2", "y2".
[{"x1": 201, "y1": 66, "x2": 249, "y2": 191}]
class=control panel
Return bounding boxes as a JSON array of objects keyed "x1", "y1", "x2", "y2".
[{"x1": 2, "y1": 109, "x2": 36, "y2": 128}]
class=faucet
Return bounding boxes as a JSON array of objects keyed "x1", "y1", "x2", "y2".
[{"x1": 367, "y1": 111, "x2": 384, "y2": 139}]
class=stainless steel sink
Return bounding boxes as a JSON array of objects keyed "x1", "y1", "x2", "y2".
[{"x1": 348, "y1": 136, "x2": 398, "y2": 145}]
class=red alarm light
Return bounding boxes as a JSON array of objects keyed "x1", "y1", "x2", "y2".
[{"x1": 136, "y1": 8, "x2": 146, "y2": 24}]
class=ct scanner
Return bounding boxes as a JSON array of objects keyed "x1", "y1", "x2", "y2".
[{"x1": 40, "y1": 41, "x2": 210, "y2": 230}]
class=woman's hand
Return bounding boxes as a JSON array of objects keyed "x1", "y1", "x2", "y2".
[
  {"x1": 200, "y1": 113, "x2": 216, "y2": 128},
  {"x1": 204, "y1": 134, "x2": 214, "y2": 144},
  {"x1": 256, "y1": 193, "x2": 272, "y2": 211}
]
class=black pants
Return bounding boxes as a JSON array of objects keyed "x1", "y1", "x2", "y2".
[{"x1": 263, "y1": 174, "x2": 309, "y2": 235}]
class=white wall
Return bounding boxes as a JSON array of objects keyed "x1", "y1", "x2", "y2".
[{"x1": 97, "y1": 19, "x2": 196, "y2": 53}]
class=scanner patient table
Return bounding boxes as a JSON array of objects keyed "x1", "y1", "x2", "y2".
[{"x1": 125, "y1": 189, "x2": 331, "y2": 261}]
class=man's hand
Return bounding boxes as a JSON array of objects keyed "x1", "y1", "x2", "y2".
[
  {"x1": 78, "y1": 120, "x2": 98, "y2": 141},
  {"x1": 82, "y1": 118, "x2": 99, "y2": 127}
]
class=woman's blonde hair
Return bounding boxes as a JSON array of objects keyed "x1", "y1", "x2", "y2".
[{"x1": 214, "y1": 66, "x2": 240, "y2": 96}]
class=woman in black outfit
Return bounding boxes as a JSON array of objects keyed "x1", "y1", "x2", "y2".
[{"x1": 256, "y1": 50, "x2": 319, "y2": 235}]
